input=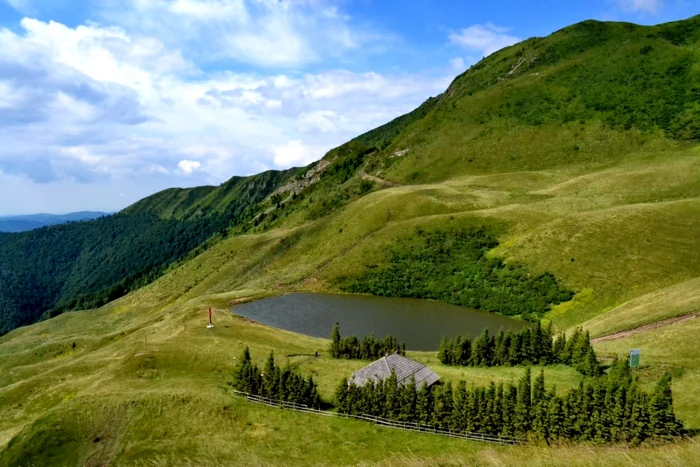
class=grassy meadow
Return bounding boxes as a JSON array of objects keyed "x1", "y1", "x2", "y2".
[
  {"x1": 2, "y1": 16, "x2": 700, "y2": 466},
  {"x1": 1, "y1": 140, "x2": 699, "y2": 465}
]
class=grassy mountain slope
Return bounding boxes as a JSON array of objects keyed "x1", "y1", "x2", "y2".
[{"x1": 1, "y1": 15, "x2": 700, "y2": 466}]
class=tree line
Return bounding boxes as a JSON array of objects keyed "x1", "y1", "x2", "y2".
[
  {"x1": 232, "y1": 347, "x2": 322, "y2": 409},
  {"x1": 334, "y1": 358, "x2": 683, "y2": 444},
  {"x1": 329, "y1": 323, "x2": 406, "y2": 360},
  {"x1": 438, "y1": 324, "x2": 602, "y2": 376}
]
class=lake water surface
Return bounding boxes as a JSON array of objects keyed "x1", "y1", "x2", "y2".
[{"x1": 232, "y1": 293, "x2": 525, "y2": 351}]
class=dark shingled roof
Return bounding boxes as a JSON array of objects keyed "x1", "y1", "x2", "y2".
[{"x1": 349, "y1": 354, "x2": 440, "y2": 389}]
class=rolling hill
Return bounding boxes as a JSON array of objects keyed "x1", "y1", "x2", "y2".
[
  {"x1": 0, "y1": 15, "x2": 699, "y2": 466},
  {"x1": 0, "y1": 212, "x2": 108, "y2": 233}
]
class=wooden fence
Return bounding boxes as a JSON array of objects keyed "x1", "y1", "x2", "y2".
[{"x1": 231, "y1": 389, "x2": 523, "y2": 445}]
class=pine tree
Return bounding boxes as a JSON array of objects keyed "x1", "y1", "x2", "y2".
[
  {"x1": 530, "y1": 370, "x2": 548, "y2": 440},
  {"x1": 547, "y1": 395, "x2": 564, "y2": 441},
  {"x1": 564, "y1": 328, "x2": 581, "y2": 365},
  {"x1": 649, "y1": 373, "x2": 682, "y2": 440},
  {"x1": 438, "y1": 336, "x2": 450, "y2": 364},
  {"x1": 471, "y1": 328, "x2": 491, "y2": 366},
  {"x1": 540, "y1": 321, "x2": 554, "y2": 364},
  {"x1": 514, "y1": 367, "x2": 532, "y2": 436},
  {"x1": 416, "y1": 382, "x2": 433, "y2": 425},
  {"x1": 500, "y1": 384, "x2": 517, "y2": 438},
  {"x1": 507, "y1": 333, "x2": 522, "y2": 366},
  {"x1": 520, "y1": 328, "x2": 532, "y2": 364},
  {"x1": 629, "y1": 384, "x2": 650, "y2": 445},
  {"x1": 452, "y1": 380, "x2": 469, "y2": 432},
  {"x1": 483, "y1": 382, "x2": 498, "y2": 435},
  {"x1": 233, "y1": 346, "x2": 253, "y2": 392},
  {"x1": 452, "y1": 334, "x2": 464, "y2": 365},
  {"x1": 398, "y1": 377, "x2": 418, "y2": 422},
  {"x1": 494, "y1": 331, "x2": 507, "y2": 366},
  {"x1": 578, "y1": 346, "x2": 602, "y2": 377},
  {"x1": 532, "y1": 370, "x2": 546, "y2": 406},
  {"x1": 432, "y1": 382, "x2": 453, "y2": 429},
  {"x1": 330, "y1": 323, "x2": 341, "y2": 358},
  {"x1": 591, "y1": 380, "x2": 608, "y2": 442},
  {"x1": 552, "y1": 332, "x2": 567, "y2": 364},
  {"x1": 459, "y1": 336, "x2": 472, "y2": 366},
  {"x1": 262, "y1": 350, "x2": 277, "y2": 398},
  {"x1": 384, "y1": 372, "x2": 399, "y2": 419}
]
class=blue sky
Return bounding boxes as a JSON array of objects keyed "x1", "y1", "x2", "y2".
[{"x1": 0, "y1": 0, "x2": 697, "y2": 215}]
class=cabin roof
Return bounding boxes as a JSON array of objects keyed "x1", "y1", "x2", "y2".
[{"x1": 349, "y1": 353, "x2": 440, "y2": 389}]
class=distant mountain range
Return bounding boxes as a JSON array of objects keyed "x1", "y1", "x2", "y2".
[{"x1": 0, "y1": 212, "x2": 110, "y2": 233}]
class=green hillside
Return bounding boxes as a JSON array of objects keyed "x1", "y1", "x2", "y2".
[
  {"x1": 1, "y1": 15, "x2": 700, "y2": 466},
  {"x1": 0, "y1": 168, "x2": 304, "y2": 334}
]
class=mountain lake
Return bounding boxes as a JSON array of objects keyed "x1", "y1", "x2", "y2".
[{"x1": 231, "y1": 293, "x2": 527, "y2": 351}]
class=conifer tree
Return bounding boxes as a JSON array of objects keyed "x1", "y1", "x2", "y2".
[
  {"x1": 398, "y1": 377, "x2": 418, "y2": 422},
  {"x1": 233, "y1": 346, "x2": 253, "y2": 392},
  {"x1": 500, "y1": 384, "x2": 517, "y2": 438},
  {"x1": 471, "y1": 328, "x2": 491, "y2": 366},
  {"x1": 552, "y1": 332, "x2": 567, "y2": 363},
  {"x1": 532, "y1": 370, "x2": 546, "y2": 406},
  {"x1": 432, "y1": 382, "x2": 453, "y2": 429},
  {"x1": 629, "y1": 384, "x2": 650, "y2": 445},
  {"x1": 330, "y1": 323, "x2": 341, "y2": 358},
  {"x1": 564, "y1": 328, "x2": 581, "y2": 364},
  {"x1": 452, "y1": 380, "x2": 469, "y2": 432},
  {"x1": 262, "y1": 350, "x2": 277, "y2": 398},
  {"x1": 546, "y1": 395, "x2": 564, "y2": 441},
  {"x1": 507, "y1": 333, "x2": 522, "y2": 365},
  {"x1": 514, "y1": 367, "x2": 532, "y2": 436},
  {"x1": 384, "y1": 372, "x2": 399, "y2": 419},
  {"x1": 416, "y1": 382, "x2": 433, "y2": 425},
  {"x1": 494, "y1": 331, "x2": 507, "y2": 365},
  {"x1": 437, "y1": 336, "x2": 450, "y2": 364},
  {"x1": 459, "y1": 336, "x2": 472, "y2": 366},
  {"x1": 530, "y1": 370, "x2": 548, "y2": 440},
  {"x1": 649, "y1": 373, "x2": 683, "y2": 440}
]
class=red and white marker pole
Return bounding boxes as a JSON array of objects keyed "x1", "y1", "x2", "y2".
[{"x1": 207, "y1": 308, "x2": 214, "y2": 328}]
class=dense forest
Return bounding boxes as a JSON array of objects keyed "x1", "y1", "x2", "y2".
[
  {"x1": 0, "y1": 170, "x2": 295, "y2": 335},
  {"x1": 343, "y1": 228, "x2": 574, "y2": 317},
  {"x1": 438, "y1": 325, "x2": 602, "y2": 376},
  {"x1": 329, "y1": 323, "x2": 406, "y2": 360},
  {"x1": 335, "y1": 359, "x2": 683, "y2": 444}
]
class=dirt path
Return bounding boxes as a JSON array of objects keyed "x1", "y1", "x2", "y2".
[
  {"x1": 359, "y1": 170, "x2": 401, "y2": 187},
  {"x1": 591, "y1": 311, "x2": 700, "y2": 343}
]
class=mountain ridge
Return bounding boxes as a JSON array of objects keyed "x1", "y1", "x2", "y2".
[{"x1": 0, "y1": 15, "x2": 698, "y2": 335}]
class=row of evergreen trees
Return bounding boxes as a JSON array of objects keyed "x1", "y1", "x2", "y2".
[
  {"x1": 329, "y1": 323, "x2": 406, "y2": 360},
  {"x1": 232, "y1": 347, "x2": 322, "y2": 409},
  {"x1": 334, "y1": 358, "x2": 683, "y2": 443},
  {"x1": 438, "y1": 324, "x2": 602, "y2": 376}
]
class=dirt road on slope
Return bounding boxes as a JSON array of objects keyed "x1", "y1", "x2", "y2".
[
  {"x1": 591, "y1": 311, "x2": 700, "y2": 343},
  {"x1": 359, "y1": 170, "x2": 401, "y2": 187}
]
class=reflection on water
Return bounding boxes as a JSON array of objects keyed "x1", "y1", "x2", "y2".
[{"x1": 232, "y1": 293, "x2": 525, "y2": 351}]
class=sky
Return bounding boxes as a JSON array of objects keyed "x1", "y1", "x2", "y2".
[{"x1": 0, "y1": 0, "x2": 697, "y2": 215}]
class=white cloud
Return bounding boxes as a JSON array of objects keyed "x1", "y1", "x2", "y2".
[
  {"x1": 272, "y1": 140, "x2": 324, "y2": 168},
  {"x1": 449, "y1": 57, "x2": 466, "y2": 71},
  {"x1": 449, "y1": 23, "x2": 520, "y2": 57},
  {"x1": 617, "y1": 0, "x2": 663, "y2": 12},
  {"x1": 178, "y1": 159, "x2": 202, "y2": 174},
  {"x1": 101, "y1": 0, "x2": 386, "y2": 68},
  {"x1": 0, "y1": 15, "x2": 450, "y2": 213},
  {"x1": 5, "y1": 0, "x2": 32, "y2": 13}
]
